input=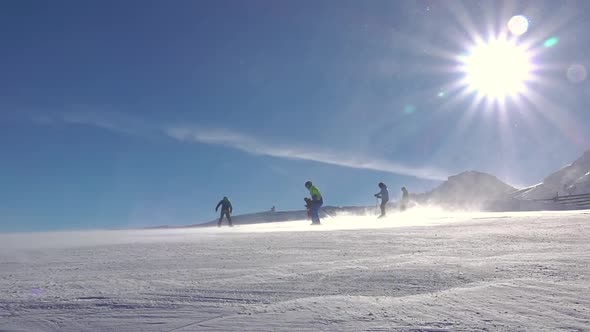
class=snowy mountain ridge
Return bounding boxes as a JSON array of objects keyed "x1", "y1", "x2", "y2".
[
  {"x1": 412, "y1": 170, "x2": 517, "y2": 209},
  {"x1": 515, "y1": 149, "x2": 590, "y2": 200}
]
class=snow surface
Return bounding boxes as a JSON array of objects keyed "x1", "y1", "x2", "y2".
[{"x1": 1, "y1": 210, "x2": 590, "y2": 331}]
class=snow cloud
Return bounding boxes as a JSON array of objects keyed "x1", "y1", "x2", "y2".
[{"x1": 165, "y1": 127, "x2": 449, "y2": 180}]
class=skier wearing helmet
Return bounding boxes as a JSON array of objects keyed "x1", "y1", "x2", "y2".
[{"x1": 305, "y1": 181, "x2": 323, "y2": 225}]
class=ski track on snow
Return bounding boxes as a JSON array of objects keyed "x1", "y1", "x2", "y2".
[{"x1": 0, "y1": 211, "x2": 589, "y2": 331}]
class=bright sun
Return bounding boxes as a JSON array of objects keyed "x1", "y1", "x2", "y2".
[{"x1": 461, "y1": 39, "x2": 531, "y2": 99}]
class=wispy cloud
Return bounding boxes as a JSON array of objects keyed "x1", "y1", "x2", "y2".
[
  {"x1": 68, "y1": 112, "x2": 161, "y2": 137},
  {"x1": 165, "y1": 127, "x2": 449, "y2": 180},
  {"x1": 33, "y1": 111, "x2": 450, "y2": 180},
  {"x1": 32, "y1": 111, "x2": 153, "y2": 137},
  {"x1": 60, "y1": 113, "x2": 133, "y2": 133}
]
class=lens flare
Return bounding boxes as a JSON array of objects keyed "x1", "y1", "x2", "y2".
[
  {"x1": 543, "y1": 37, "x2": 559, "y2": 48},
  {"x1": 567, "y1": 64, "x2": 587, "y2": 83},
  {"x1": 507, "y1": 15, "x2": 529, "y2": 36},
  {"x1": 403, "y1": 104, "x2": 416, "y2": 114}
]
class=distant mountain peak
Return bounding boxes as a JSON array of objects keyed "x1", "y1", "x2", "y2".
[
  {"x1": 416, "y1": 170, "x2": 515, "y2": 208},
  {"x1": 516, "y1": 149, "x2": 590, "y2": 199},
  {"x1": 572, "y1": 149, "x2": 590, "y2": 166},
  {"x1": 447, "y1": 170, "x2": 503, "y2": 181}
]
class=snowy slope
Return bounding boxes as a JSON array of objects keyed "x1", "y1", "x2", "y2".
[
  {"x1": 517, "y1": 150, "x2": 590, "y2": 199},
  {"x1": 1, "y1": 211, "x2": 589, "y2": 331},
  {"x1": 194, "y1": 210, "x2": 308, "y2": 227},
  {"x1": 193, "y1": 206, "x2": 373, "y2": 227},
  {"x1": 149, "y1": 207, "x2": 371, "y2": 229}
]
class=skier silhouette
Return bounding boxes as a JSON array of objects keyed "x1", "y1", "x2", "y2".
[
  {"x1": 215, "y1": 196, "x2": 233, "y2": 227},
  {"x1": 400, "y1": 187, "x2": 409, "y2": 211},
  {"x1": 374, "y1": 182, "x2": 389, "y2": 218}
]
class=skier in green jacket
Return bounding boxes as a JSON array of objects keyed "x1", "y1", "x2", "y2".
[{"x1": 305, "y1": 181, "x2": 323, "y2": 225}]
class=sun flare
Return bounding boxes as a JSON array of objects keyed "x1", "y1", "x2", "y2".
[{"x1": 461, "y1": 39, "x2": 532, "y2": 99}]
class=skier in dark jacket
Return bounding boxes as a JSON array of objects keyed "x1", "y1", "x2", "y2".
[
  {"x1": 215, "y1": 196, "x2": 233, "y2": 227},
  {"x1": 374, "y1": 182, "x2": 389, "y2": 218},
  {"x1": 400, "y1": 187, "x2": 409, "y2": 211}
]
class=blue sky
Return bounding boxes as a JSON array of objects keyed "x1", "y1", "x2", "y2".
[{"x1": 2, "y1": 0, "x2": 590, "y2": 232}]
